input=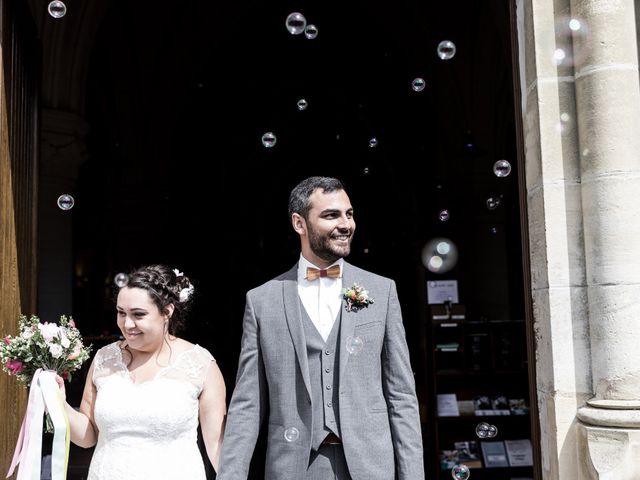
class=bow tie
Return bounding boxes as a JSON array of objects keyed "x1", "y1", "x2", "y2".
[{"x1": 306, "y1": 264, "x2": 341, "y2": 281}]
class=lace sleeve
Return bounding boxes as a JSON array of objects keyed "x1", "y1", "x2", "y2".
[
  {"x1": 160, "y1": 345, "x2": 215, "y2": 393},
  {"x1": 92, "y1": 342, "x2": 128, "y2": 383}
]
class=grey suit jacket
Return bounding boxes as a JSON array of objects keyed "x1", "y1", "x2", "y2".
[{"x1": 217, "y1": 261, "x2": 425, "y2": 480}]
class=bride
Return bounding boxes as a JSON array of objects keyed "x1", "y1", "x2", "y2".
[{"x1": 57, "y1": 264, "x2": 226, "y2": 479}]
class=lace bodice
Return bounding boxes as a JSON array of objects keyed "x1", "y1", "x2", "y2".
[{"x1": 87, "y1": 342, "x2": 214, "y2": 480}]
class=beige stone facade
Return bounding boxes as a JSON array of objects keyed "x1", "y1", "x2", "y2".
[{"x1": 517, "y1": 0, "x2": 640, "y2": 477}]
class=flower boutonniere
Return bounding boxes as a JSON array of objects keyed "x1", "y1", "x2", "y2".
[{"x1": 341, "y1": 283, "x2": 375, "y2": 312}]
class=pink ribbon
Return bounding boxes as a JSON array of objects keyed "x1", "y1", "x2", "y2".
[{"x1": 6, "y1": 369, "x2": 42, "y2": 478}]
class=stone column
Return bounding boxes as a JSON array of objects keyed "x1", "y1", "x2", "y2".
[
  {"x1": 572, "y1": 0, "x2": 640, "y2": 477},
  {"x1": 38, "y1": 109, "x2": 88, "y2": 321}
]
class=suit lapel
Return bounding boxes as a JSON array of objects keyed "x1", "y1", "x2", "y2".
[
  {"x1": 283, "y1": 271, "x2": 312, "y2": 401},
  {"x1": 339, "y1": 262, "x2": 358, "y2": 386}
]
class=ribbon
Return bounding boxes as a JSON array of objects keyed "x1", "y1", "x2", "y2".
[{"x1": 6, "y1": 369, "x2": 70, "y2": 480}]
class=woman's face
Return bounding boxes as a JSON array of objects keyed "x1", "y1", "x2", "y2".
[{"x1": 116, "y1": 287, "x2": 172, "y2": 352}]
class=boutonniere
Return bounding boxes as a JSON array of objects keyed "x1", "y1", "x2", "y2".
[{"x1": 341, "y1": 283, "x2": 375, "y2": 312}]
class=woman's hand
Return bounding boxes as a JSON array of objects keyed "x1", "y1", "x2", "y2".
[{"x1": 54, "y1": 374, "x2": 67, "y2": 402}]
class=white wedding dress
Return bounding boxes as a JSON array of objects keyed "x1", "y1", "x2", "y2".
[{"x1": 87, "y1": 342, "x2": 214, "y2": 480}]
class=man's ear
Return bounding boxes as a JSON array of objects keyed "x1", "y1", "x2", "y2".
[{"x1": 292, "y1": 213, "x2": 306, "y2": 234}]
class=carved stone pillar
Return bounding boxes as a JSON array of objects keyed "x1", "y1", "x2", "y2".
[
  {"x1": 572, "y1": 0, "x2": 640, "y2": 476},
  {"x1": 38, "y1": 108, "x2": 88, "y2": 320}
]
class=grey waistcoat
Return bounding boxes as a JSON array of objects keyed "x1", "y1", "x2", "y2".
[{"x1": 300, "y1": 306, "x2": 342, "y2": 451}]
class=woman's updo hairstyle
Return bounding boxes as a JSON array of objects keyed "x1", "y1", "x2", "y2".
[{"x1": 118, "y1": 264, "x2": 195, "y2": 335}]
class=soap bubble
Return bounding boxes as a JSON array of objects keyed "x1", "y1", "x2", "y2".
[
  {"x1": 285, "y1": 13, "x2": 306, "y2": 35},
  {"x1": 57, "y1": 194, "x2": 75, "y2": 210},
  {"x1": 114, "y1": 273, "x2": 129, "y2": 288}
]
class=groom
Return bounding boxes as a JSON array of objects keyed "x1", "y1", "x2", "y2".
[{"x1": 217, "y1": 176, "x2": 424, "y2": 480}]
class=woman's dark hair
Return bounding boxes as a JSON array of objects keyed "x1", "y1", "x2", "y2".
[
  {"x1": 116, "y1": 264, "x2": 194, "y2": 335},
  {"x1": 287, "y1": 176, "x2": 345, "y2": 221}
]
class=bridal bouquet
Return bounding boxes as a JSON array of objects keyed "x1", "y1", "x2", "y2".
[
  {"x1": 1, "y1": 314, "x2": 92, "y2": 385},
  {"x1": 2, "y1": 314, "x2": 92, "y2": 480}
]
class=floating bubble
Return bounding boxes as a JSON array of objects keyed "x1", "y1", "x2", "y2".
[
  {"x1": 475, "y1": 422, "x2": 491, "y2": 438},
  {"x1": 437, "y1": 40, "x2": 456, "y2": 60},
  {"x1": 439, "y1": 209, "x2": 450, "y2": 222},
  {"x1": 285, "y1": 12, "x2": 306, "y2": 35},
  {"x1": 261, "y1": 132, "x2": 277, "y2": 148},
  {"x1": 490, "y1": 226, "x2": 498, "y2": 235},
  {"x1": 48, "y1": 1, "x2": 67, "y2": 18},
  {"x1": 363, "y1": 167, "x2": 371, "y2": 175},
  {"x1": 297, "y1": 98, "x2": 308, "y2": 111},
  {"x1": 284, "y1": 427, "x2": 299, "y2": 442},
  {"x1": 421, "y1": 238, "x2": 459, "y2": 274},
  {"x1": 369, "y1": 137, "x2": 378, "y2": 148},
  {"x1": 451, "y1": 464, "x2": 470, "y2": 480},
  {"x1": 57, "y1": 194, "x2": 75, "y2": 210},
  {"x1": 493, "y1": 159, "x2": 511, "y2": 177},
  {"x1": 411, "y1": 78, "x2": 426, "y2": 92},
  {"x1": 345, "y1": 336, "x2": 364, "y2": 355},
  {"x1": 114, "y1": 273, "x2": 129, "y2": 288},
  {"x1": 304, "y1": 24, "x2": 318, "y2": 39},
  {"x1": 486, "y1": 197, "x2": 501, "y2": 210}
]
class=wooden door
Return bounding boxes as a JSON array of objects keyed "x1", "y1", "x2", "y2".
[{"x1": 0, "y1": 0, "x2": 39, "y2": 475}]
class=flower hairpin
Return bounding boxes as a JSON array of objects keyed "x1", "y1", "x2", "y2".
[
  {"x1": 179, "y1": 284, "x2": 194, "y2": 302},
  {"x1": 341, "y1": 283, "x2": 374, "y2": 312},
  {"x1": 173, "y1": 269, "x2": 184, "y2": 278}
]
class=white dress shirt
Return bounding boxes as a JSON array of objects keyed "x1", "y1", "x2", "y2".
[{"x1": 297, "y1": 255, "x2": 344, "y2": 342}]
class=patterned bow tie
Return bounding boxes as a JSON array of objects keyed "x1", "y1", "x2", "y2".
[{"x1": 306, "y1": 264, "x2": 342, "y2": 281}]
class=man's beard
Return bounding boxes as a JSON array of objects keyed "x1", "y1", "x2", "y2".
[{"x1": 308, "y1": 226, "x2": 352, "y2": 262}]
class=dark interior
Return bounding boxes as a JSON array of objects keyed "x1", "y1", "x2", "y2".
[{"x1": 61, "y1": 0, "x2": 527, "y2": 477}]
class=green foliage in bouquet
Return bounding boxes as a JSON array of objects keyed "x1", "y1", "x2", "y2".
[{"x1": 1, "y1": 314, "x2": 92, "y2": 385}]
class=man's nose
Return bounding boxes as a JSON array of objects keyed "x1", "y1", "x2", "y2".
[{"x1": 337, "y1": 215, "x2": 352, "y2": 230}]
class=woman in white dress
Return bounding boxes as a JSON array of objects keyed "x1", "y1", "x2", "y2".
[{"x1": 57, "y1": 264, "x2": 227, "y2": 479}]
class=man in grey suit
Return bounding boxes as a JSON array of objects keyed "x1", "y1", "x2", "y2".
[{"x1": 217, "y1": 176, "x2": 424, "y2": 480}]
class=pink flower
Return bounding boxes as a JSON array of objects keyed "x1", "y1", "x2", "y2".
[
  {"x1": 67, "y1": 343, "x2": 82, "y2": 360},
  {"x1": 5, "y1": 359, "x2": 24, "y2": 375},
  {"x1": 3, "y1": 336, "x2": 10, "y2": 344},
  {"x1": 68, "y1": 319, "x2": 76, "y2": 328}
]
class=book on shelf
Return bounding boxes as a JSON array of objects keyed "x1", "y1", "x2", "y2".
[
  {"x1": 454, "y1": 441, "x2": 482, "y2": 468},
  {"x1": 435, "y1": 342, "x2": 460, "y2": 352},
  {"x1": 491, "y1": 395, "x2": 511, "y2": 415},
  {"x1": 509, "y1": 398, "x2": 530, "y2": 415},
  {"x1": 439, "y1": 450, "x2": 459, "y2": 470},
  {"x1": 504, "y1": 439, "x2": 533, "y2": 466},
  {"x1": 474, "y1": 394, "x2": 511, "y2": 415},
  {"x1": 457, "y1": 400, "x2": 475, "y2": 416},
  {"x1": 480, "y1": 441, "x2": 509, "y2": 467},
  {"x1": 437, "y1": 393, "x2": 460, "y2": 417},
  {"x1": 473, "y1": 395, "x2": 493, "y2": 415}
]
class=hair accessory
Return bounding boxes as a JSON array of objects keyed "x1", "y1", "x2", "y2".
[
  {"x1": 179, "y1": 284, "x2": 194, "y2": 303},
  {"x1": 173, "y1": 269, "x2": 184, "y2": 278}
]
